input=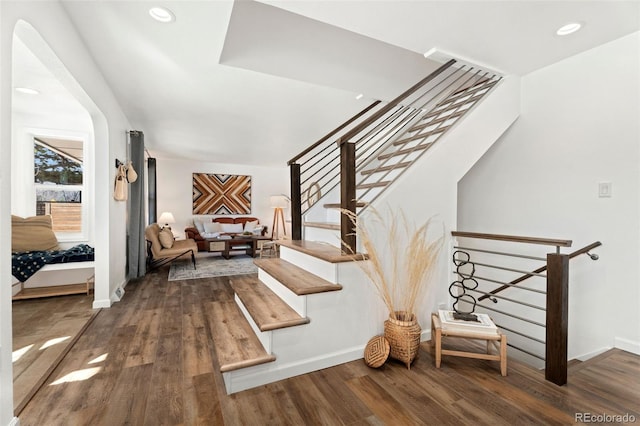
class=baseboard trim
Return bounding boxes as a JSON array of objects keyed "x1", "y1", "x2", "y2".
[
  {"x1": 225, "y1": 329, "x2": 434, "y2": 394},
  {"x1": 614, "y1": 337, "x2": 640, "y2": 355},
  {"x1": 575, "y1": 346, "x2": 612, "y2": 362},
  {"x1": 224, "y1": 345, "x2": 364, "y2": 394},
  {"x1": 92, "y1": 298, "x2": 111, "y2": 309}
]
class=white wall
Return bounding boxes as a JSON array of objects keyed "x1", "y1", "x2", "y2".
[
  {"x1": 458, "y1": 32, "x2": 640, "y2": 359},
  {"x1": 155, "y1": 158, "x2": 289, "y2": 238},
  {"x1": 1, "y1": 3, "x2": 132, "y2": 422}
]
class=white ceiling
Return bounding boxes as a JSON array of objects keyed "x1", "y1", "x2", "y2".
[{"x1": 12, "y1": 1, "x2": 640, "y2": 167}]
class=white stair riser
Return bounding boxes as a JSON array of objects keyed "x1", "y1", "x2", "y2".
[
  {"x1": 302, "y1": 226, "x2": 341, "y2": 247},
  {"x1": 234, "y1": 294, "x2": 272, "y2": 353},
  {"x1": 279, "y1": 246, "x2": 338, "y2": 284},
  {"x1": 257, "y1": 269, "x2": 307, "y2": 317}
]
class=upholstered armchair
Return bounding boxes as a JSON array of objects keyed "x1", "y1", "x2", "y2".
[{"x1": 145, "y1": 223, "x2": 197, "y2": 270}]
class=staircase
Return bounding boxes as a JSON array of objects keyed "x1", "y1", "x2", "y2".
[
  {"x1": 211, "y1": 240, "x2": 375, "y2": 394},
  {"x1": 211, "y1": 56, "x2": 520, "y2": 394},
  {"x1": 289, "y1": 60, "x2": 502, "y2": 247}
]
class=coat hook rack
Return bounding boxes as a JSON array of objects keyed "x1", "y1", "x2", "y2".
[{"x1": 115, "y1": 159, "x2": 124, "y2": 168}]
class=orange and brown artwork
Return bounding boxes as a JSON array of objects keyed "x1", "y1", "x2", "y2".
[{"x1": 192, "y1": 173, "x2": 251, "y2": 215}]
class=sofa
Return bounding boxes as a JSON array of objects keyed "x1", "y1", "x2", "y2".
[
  {"x1": 185, "y1": 216, "x2": 266, "y2": 251},
  {"x1": 145, "y1": 223, "x2": 197, "y2": 270}
]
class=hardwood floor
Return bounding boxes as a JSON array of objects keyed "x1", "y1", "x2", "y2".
[
  {"x1": 12, "y1": 293, "x2": 97, "y2": 415},
  {"x1": 18, "y1": 268, "x2": 640, "y2": 425}
]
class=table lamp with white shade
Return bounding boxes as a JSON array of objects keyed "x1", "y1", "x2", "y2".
[
  {"x1": 158, "y1": 211, "x2": 176, "y2": 230},
  {"x1": 269, "y1": 195, "x2": 289, "y2": 239}
]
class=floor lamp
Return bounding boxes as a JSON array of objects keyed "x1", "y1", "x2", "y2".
[{"x1": 270, "y1": 195, "x2": 288, "y2": 240}]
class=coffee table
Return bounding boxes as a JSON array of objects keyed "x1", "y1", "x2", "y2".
[{"x1": 205, "y1": 236, "x2": 271, "y2": 259}]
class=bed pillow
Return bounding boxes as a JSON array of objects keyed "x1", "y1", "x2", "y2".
[
  {"x1": 158, "y1": 228, "x2": 174, "y2": 249},
  {"x1": 11, "y1": 215, "x2": 60, "y2": 252}
]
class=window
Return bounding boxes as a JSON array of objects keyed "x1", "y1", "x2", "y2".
[{"x1": 34, "y1": 137, "x2": 84, "y2": 237}]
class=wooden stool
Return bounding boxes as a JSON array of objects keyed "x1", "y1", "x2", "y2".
[{"x1": 431, "y1": 313, "x2": 507, "y2": 376}]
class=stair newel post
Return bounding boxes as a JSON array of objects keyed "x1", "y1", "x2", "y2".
[
  {"x1": 340, "y1": 140, "x2": 356, "y2": 253},
  {"x1": 290, "y1": 163, "x2": 302, "y2": 241},
  {"x1": 545, "y1": 251, "x2": 569, "y2": 386}
]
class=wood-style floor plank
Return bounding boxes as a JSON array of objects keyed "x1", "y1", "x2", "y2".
[{"x1": 17, "y1": 266, "x2": 640, "y2": 425}]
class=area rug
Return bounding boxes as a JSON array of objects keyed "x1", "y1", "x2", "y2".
[{"x1": 168, "y1": 255, "x2": 258, "y2": 281}]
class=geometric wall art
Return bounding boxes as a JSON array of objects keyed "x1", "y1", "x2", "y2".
[{"x1": 192, "y1": 173, "x2": 251, "y2": 215}]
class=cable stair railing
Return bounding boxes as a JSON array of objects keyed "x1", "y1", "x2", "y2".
[
  {"x1": 450, "y1": 231, "x2": 602, "y2": 385},
  {"x1": 288, "y1": 58, "x2": 502, "y2": 252}
]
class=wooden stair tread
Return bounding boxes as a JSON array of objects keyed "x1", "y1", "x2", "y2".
[
  {"x1": 207, "y1": 300, "x2": 276, "y2": 373},
  {"x1": 356, "y1": 181, "x2": 390, "y2": 190},
  {"x1": 323, "y1": 202, "x2": 368, "y2": 208},
  {"x1": 378, "y1": 143, "x2": 433, "y2": 160},
  {"x1": 303, "y1": 221, "x2": 340, "y2": 230},
  {"x1": 277, "y1": 240, "x2": 367, "y2": 263},
  {"x1": 231, "y1": 276, "x2": 310, "y2": 331},
  {"x1": 442, "y1": 80, "x2": 497, "y2": 105},
  {"x1": 395, "y1": 126, "x2": 448, "y2": 145},
  {"x1": 254, "y1": 258, "x2": 343, "y2": 295},
  {"x1": 360, "y1": 162, "x2": 411, "y2": 175}
]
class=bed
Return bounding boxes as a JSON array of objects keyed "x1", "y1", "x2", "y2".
[{"x1": 11, "y1": 215, "x2": 95, "y2": 300}]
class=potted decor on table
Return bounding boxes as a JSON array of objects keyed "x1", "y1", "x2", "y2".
[{"x1": 343, "y1": 207, "x2": 443, "y2": 369}]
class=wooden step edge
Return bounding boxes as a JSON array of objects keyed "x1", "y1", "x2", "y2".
[
  {"x1": 378, "y1": 143, "x2": 433, "y2": 160},
  {"x1": 277, "y1": 240, "x2": 367, "y2": 263},
  {"x1": 394, "y1": 127, "x2": 446, "y2": 145},
  {"x1": 254, "y1": 258, "x2": 343, "y2": 295},
  {"x1": 423, "y1": 91, "x2": 486, "y2": 120},
  {"x1": 444, "y1": 80, "x2": 497, "y2": 104},
  {"x1": 231, "y1": 277, "x2": 310, "y2": 332},
  {"x1": 261, "y1": 317, "x2": 310, "y2": 332},
  {"x1": 356, "y1": 181, "x2": 390, "y2": 190},
  {"x1": 303, "y1": 221, "x2": 340, "y2": 230},
  {"x1": 420, "y1": 109, "x2": 465, "y2": 127},
  {"x1": 220, "y1": 354, "x2": 277, "y2": 373},
  {"x1": 360, "y1": 162, "x2": 411, "y2": 175},
  {"x1": 322, "y1": 202, "x2": 367, "y2": 209}
]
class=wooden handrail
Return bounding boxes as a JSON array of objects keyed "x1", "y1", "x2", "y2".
[
  {"x1": 477, "y1": 241, "x2": 602, "y2": 302},
  {"x1": 336, "y1": 59, "x2": 457, "y2": 146},
  {"x1": 452, "y1": 231, "x2": 572, "y2": 248},
  {"x1": 288, "y1": 100, "x2": 381, "y2": 165}
]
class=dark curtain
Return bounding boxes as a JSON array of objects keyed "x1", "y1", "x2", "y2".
[
  {"x1": 127, "y1": 130, "x2": 146, "y2": 279},
  {"x1": 147, "y1": 158, "x2": 157, "y2": 224}
]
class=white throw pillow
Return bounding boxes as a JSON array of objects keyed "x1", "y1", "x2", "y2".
[
  {"x1": 221, "y1": 223, "x2": 243, "y2": 233},
  {"x1": 194, "y1": 220, "x2": 205, "y2": 234},
  {"x1": 204, "y1": 222, "x2": 222, "y2": 233},
  {"x1": 243, "y1": 220, "x2": 259, "y2": 232}
]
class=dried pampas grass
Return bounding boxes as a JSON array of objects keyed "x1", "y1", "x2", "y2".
[{"x1": 342, "y1": 207, "x2": 442, "y2": 320}]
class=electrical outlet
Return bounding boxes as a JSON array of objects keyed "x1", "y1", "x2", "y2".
[{"x1": 115, "y1": 287, "x2": 124, "y2": 299}]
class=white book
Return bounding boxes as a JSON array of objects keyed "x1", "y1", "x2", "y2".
[{"x1": 438, "y1": 310, "x2": 498, "y2": 335}]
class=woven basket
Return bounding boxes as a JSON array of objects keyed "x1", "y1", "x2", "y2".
[
  {"x1": 364, "y1": 335, "x2": 390, "y2": 368},
  {"x1": 384, "y1": 311, "x2": 421, "y2": 369}
]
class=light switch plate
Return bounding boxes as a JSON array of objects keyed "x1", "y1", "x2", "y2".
[{"x1": 598, "y1": 182, "x2": 612, "y2": 198}]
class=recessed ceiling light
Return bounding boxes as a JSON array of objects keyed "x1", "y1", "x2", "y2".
[
  {"x1": 556, "y1": 22, "x2": 582, "y2": 36},
  {"x1": 149, "y1": 7, "x2": 175, "y2": 23},
  {"x1": 355, "y1": 93, "x2": 364, "y2": 100},
  {"x1": 15, "y1": 87, "x2": 39, "y2": 95}
]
